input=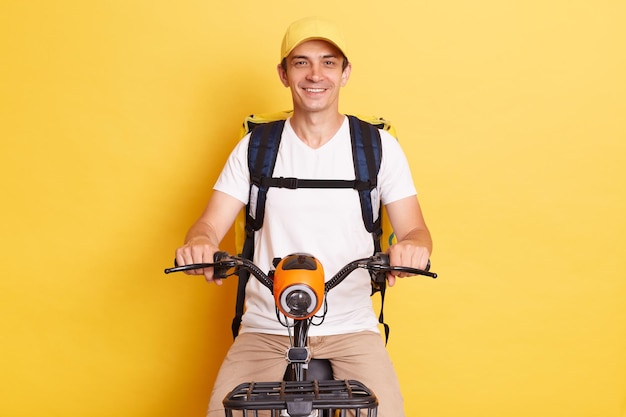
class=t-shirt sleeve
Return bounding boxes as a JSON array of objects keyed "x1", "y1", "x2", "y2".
[
  {"x1": 378, "y1": 130, "x2": 418, "y2": 205},
  {"x1": 213, "y1": 134, "x2": 251, "y2": 204}
]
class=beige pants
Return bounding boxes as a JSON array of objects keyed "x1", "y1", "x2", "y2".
[{"x1": 207, "y1": 331, "x2": 405, "y2": 417}]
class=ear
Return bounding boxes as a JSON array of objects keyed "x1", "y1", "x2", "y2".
[
  {"x1": 340, "y1": 62, "x2": 352, "y2": 87},
  {"x1": 277, "y1": 63, "x2": 289, "y2": 87}
]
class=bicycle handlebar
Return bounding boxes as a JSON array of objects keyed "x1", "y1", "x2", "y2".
[{"x1": 164, "y1": 252, "x2": 437, "y2": 293}]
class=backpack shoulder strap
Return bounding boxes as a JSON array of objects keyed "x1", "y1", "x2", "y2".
[
  {"x1": 347, "y1": 115, "x2": 391, "y2": 343},
  {"x1": 231, "y1": 119, "x2": 285, "y2": 339},
  {"x1": 347, "y1": 115, "x2": 383, "y2": 248},
  {"x1": 246, "y1": 120, "x2": 286, "y2": 231}
]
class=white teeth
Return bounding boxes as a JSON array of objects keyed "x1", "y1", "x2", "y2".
[{"x1": 306, "y1": 88, "x2": 324, "y2": 93}]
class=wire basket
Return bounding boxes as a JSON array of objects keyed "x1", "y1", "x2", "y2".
[{"x1": 223, "y1": 379, "x2": 378, "y2": 417}]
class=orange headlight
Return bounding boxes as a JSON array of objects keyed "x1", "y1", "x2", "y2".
[{"x1": 273, "y1": 253, "x2": 325, "y2": 320}]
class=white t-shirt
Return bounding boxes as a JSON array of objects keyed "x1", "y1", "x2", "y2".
[{"x1": 214, "y1": 116, "x2": 417, "y2": 335}]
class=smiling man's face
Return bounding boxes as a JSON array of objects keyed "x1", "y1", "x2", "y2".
[{"x1": 278, "y1": 39, "x2": 351, "y2": 115}]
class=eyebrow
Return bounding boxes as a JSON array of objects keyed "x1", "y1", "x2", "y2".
[{"x1": 291, "y1": 54, "x2": 339, "y2": 61}]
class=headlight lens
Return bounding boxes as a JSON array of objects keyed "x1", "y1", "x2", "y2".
[{"x1": 279, "y1": 284, "x2": 317, "y2": 318}]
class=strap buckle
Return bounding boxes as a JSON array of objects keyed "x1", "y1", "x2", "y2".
[{"x1": 278, "y1": 177, "x2": 299, "y2": 189}]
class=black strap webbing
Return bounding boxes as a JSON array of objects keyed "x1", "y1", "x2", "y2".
[
  {"x1": 232, "y1": 236, "x2": 253, "y2": 338},
  {"x1": 254, "y1": 177, "x2": 373, "y2": 190}
]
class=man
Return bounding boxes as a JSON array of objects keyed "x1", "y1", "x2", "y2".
[{"x1": 176, "y1": 16, "x2": 433, "y2": 417}]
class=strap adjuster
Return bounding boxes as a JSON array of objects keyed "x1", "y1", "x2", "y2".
[
  {"x1": 258, "y1": 176, "x2": 299, "y2": 189},
  {"x1": 278, "y1": 177, "x2": 299, "y2": 189}
]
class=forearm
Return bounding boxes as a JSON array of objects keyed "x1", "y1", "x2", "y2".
[
  {"x1": 184, "y1": 219, "x2": 220, "y2": 247},
  {"x1": 385, "y1": 197, "x2": 433, "y2": 281},
  {"x1": 386, "y1": 196, "x2": 433, "y2": 255},
  {"x1": 175, "y1": 191, "x2": 244, "y2": 283},
  {"x1": 396, "y1": 225, "x2": 433, "y2": 255},
  {"x1": 183, "y1": 190, "x2": 244, "y2": 247}
]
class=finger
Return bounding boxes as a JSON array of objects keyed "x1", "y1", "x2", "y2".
[
  {"x1": 175, "y1": 247, "x2": 196, "y2": 275},
  {"x1": 388, "y1": 246, "x2": 410, "y2": 277},
  {"x1": 415, "y1": 249, "x2": 430, "y2": 271},
  {"x1": 201, "y1": 248, "x2": 215, "y2": 282}
]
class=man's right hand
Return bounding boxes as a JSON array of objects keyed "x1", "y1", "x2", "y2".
[{"x1": 175, "y1": 236, "x2": 223, "y2": 285}]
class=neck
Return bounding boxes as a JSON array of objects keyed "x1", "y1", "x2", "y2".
[{"x1": 289, "y1": 110, "x2": 345, "y2": 149}]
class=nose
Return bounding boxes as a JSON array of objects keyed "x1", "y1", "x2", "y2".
[{"x1": 306, "y1": 63, "x2": 323, "y2": 82}]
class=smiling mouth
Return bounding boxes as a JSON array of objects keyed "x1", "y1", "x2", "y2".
[{"x1": 304, "y1": 88, "x2": 326, "y2": 93}]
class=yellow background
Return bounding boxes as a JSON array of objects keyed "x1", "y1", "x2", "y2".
[{"x1": 1, "y1": 1, "x2": 624, "y2": 416}]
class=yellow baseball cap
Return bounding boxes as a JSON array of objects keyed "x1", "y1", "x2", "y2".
[{"x1": 280, "y1": 17, "x2": 347, "y2": 60}]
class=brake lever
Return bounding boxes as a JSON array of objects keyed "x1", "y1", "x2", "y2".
[
  {"x1": 388, "y1": 265, "x2": 437, "y2": 279},
  {"x1": 164, "y1": 263, "x2": 215, "y2": 274}
]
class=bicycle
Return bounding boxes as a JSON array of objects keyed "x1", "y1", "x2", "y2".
[{"x1": 165, "y1": 252, "x2": 437, "y2": 417}]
